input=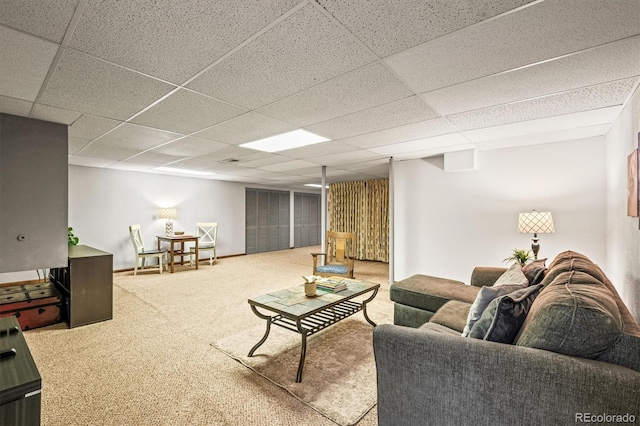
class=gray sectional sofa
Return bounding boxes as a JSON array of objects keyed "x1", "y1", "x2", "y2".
[{"x1": 374, "y1": 250, "x2": 640, "y2": 426}]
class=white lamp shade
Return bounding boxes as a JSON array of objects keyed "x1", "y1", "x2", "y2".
[
  {"x1": 518, "y1": 211, "x2": 554, "y2": 234},
  {"x1": 160, "y1": 208, "x2": 177, "y2": 220}
]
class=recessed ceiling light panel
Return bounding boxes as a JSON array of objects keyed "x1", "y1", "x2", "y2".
[
  {"x1": 240, "y1": 129, "x2": 329, "y2": 153},
  {"x1": 155, "y1": 166, "x2": 213, "y2": 176}
]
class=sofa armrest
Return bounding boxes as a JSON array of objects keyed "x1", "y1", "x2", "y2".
[
  {"x1": 373, "y1": 324, "x2": 640, "y2": 426},
  {"x1": 470, "y1": 266, "x2": 507, "y2": 287}
]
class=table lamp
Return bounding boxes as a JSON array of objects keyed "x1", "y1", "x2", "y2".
[
  {"x1": 160, "y1": 208, "x2": 177, "y2": 236},
  {"x1": 518, "y1": 210, "x2": 554, "y2": 260}
]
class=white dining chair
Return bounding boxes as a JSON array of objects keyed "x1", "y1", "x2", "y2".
[
  {"x1": 129, "y1": 224, "x2": 168, "y2": 275},
  {"x1": 190, "y1": 222, "x2": 217, "y2": 266}
]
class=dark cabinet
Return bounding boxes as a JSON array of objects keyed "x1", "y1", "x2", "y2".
[
  {"x1": 50, "y1": 245, "x2": 113, "y2": 328},
  {"x1": 0, "y1": 316, "x2": 41, "y2": 426},
  {"x1": 0, "y1": 113, "x2": 68, "y2": 273}
]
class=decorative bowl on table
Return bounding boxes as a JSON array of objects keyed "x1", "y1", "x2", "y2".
[{"x1": 174, "y1": 231, "x2": 185, "y2": 235}]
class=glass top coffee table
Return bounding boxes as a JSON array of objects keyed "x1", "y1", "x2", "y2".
[{"x1": 248, "y1": 279, "x2": 380, "y2": 382}]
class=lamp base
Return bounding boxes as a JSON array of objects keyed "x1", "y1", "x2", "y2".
[
  {"x1": 531, "y1": 234, "x2": 540, "y2": 260},
  {"x1": 165, "y1": 220, "x2": 173, "y2": 236}
]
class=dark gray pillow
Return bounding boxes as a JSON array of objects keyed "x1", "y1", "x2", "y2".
[
  {"x1": 521, "y1": 258, "x2": 546, "y2": 285},
  {"x1": 468, "y1": 284, "x2": 543, "y2": 343}
]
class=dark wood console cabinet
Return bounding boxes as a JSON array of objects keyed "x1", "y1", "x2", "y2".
[
  {"x1": 50, "y1": 245, "x2": 113, "y2": 328},
  {"x1": 0, "y1": 316, "x2": 41, "y2": 426}
]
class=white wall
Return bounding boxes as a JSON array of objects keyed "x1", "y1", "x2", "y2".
[
  {"x1": 605, "y1": 86, "x2": 640, "y2": 320},
  {"x1": 68, "y1": 166, "x2": 248, "y2": 271},
  {"x1": 394, "y1": 136, "x2": 607, "y2": 285},
  {"x1": 0, "y1": 165, "x2": 321, "y2": 282}
]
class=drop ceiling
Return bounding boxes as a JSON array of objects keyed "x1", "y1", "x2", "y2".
[{"x1": 1, "y1": 0, "x2": 639, "y2": 187}]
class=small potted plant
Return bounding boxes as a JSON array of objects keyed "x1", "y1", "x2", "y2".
[
  {"x1": 68, "y1": 227, "x2": 79, "y2": 246},
  {"x1": 503, "y1": 248, "x2": 532, "y2": 266}
]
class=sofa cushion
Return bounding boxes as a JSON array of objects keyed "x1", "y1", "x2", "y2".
[
  {"x1": 596, "y1": 333, "x2": 640, "y2": 373},
  {"x1": 546, "y1": 250, "x2": 591, "y2": 270},
  {"x1": 468, "y1": 284, "x2": 543, "y2": 343},
  {"x1": 429, "y1": 300, "x2": 471, "y2": 333},
  {"x1": 462, "y1": 264, "x2": 528, "y2": 336},
  {"x1": 521, "y1": 258, "x2": 547, "y2": 285},
  {"x1": 516, "y1": 270, "x2": 622, "y2": 358},
  {"x1": 418, "y1": 321, "x2": 461, "y2": 336},
  {"x1": 390, "y1": 274, "x2": 479, "y2": 313},
  {"x1": 540, "y1": 257, "x2": 606, "y2": 287}
]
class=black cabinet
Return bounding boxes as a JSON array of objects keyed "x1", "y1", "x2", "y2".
[
  {"x1": 0, "y1": 316, "x2": 41, "y2": 426},
  {"x1": 50, "y1": 245, "x2": 113, "y2": 328}
]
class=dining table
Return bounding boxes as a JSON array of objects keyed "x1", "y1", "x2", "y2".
[{"x1": 156, "y1": 235, "x2": 199, "y2": 273}]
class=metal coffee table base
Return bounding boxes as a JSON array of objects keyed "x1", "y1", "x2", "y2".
[{"x1": 248, "y1": 289, "x2": 378, "y2": 383}]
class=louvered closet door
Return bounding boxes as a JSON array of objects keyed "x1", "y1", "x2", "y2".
[
  {"x1": 293, "y1": 192, "x2": 321, "y2": 248},
  {"x1": 246, "y1": 189, "x2": 290, "y2": 254}
]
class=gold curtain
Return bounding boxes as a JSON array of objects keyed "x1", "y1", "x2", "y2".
[{"x1": 328, "y1": 179, "x2": 389, "y2": 262}]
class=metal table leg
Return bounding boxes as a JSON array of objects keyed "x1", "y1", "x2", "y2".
[
  {"x1": 361, "y1": 288, "x2": 379, "y2": 327},
  {"x1": 295, "y1": 319, "x2": 307, "y2": 383},
  {"x1": 248, "y1": 305, "x2": 272, "y2": 357}
]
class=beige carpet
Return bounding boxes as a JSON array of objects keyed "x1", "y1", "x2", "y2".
[
  {"x1": 214, "y1": 316, "x2": 385, "y2": 426},
  {"x1": 22, "y1": 247, "x2": 392, "y2": 426}
]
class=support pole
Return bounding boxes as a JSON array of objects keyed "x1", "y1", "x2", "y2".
[
  {"x1": 388, "y1": 157, "x2": 394, "y2": 287},
  {"x1": 321, "y1": 166, "x2": 327, "y2": 262}
]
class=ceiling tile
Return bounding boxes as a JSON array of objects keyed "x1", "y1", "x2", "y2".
[
  {"x1": 130, "y1": 89, "x2": 246, "y2": 134},
  {"x1": 422, "y1": 36, "x2": 640, "y2": 115},
  {"x1": 75, "y1": 142, "x2": 146, "y2": 161},
  {"x1": 69, "y1": 0, "x2": 301, "y2": 83},
  {"x1": 308, "y1": 150, "x2": 383, "y2": 166},
  {"x1": 259, "y1": 159, "x2": 319, "y2": 172},
  {"x1": 39, "y1": 49, "x2": 175, "y2": 120},
  {"x1": 151, "y1": 136, "x2": 230, "y2": 157},
  {"x1": 277, "y1": 140, "x2": 358, "y2": 159},
  {"x1": 338, "y1": 158, "x2": 390, "y2": 172},
  {"x1": 69, "y1": 114, "x2": 122, "y2": 140},
  {"x1": 86, "y1": 123, "x2": 181, "y2": 152},
  {"x1": 461, "y1": 106, "x2": 623, "y2": 142},
  {"x1": 0, "y1": 26, "x2": 58, "y2": 101},
  {"x1": 258, "y1": 62, "x2": 413, "y2": 127},
  {"x1": 317, "y1": 0, "x2": 535, "y2": 58},
  {"x1": 0, "y1": 95, "x2": 33, "y2": 116},
  {"x1": 68, "y1": 156, "x2": 117, "y2": 167},
  {"x1": 369, "y1": 133, "x2": 470, "y2": 156},
  {"x1": 306, "y1": 95, "x2": 440, "y2": 140},
  {"x1": 390, "y1": 143, "x2": 477, "y2": 160},
  {"x1": 447, "y1": 78, "x2": 636, "y2": 131},
  {"x1": 123, "y1": 152, "x2": 186, "y2": 166},
  {"x1": 476, "y1": 124, "x2": 611, "y2": 151},
  {"x1": 233, "y1": 154, "x2": 291, "y2": 168},
  {"x1": 69, "y1": 137, "x2": 90, "y2": 155},
  {"x1": 193, "y1": 112, "x2": 296, "y2": 145},
  {"x1": 30, "y1": 104, "x2": 82, "y2": 125},
  {"x1": 340, "y1": 117, "x2": 458, "y2": 149},
  {"x1": 0, "y1": 0, "x2": 79, "y2": 43},
  {"x1": 303, "y1": 168, "x2": 356, "y2": 178},
  {"x1": 193, "y1": 146, "x2": 257, "y2": 162},
  {"x1": 187, "y1": 4, "x2": 374, "y2": 109},
  {"x1": 385, "y1": 0, "x2": 640, "y2": 92}
]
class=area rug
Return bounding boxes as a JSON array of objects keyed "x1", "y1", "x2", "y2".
[{"x1": 213, "y1": 318, "x2": 378, "y2": 426}]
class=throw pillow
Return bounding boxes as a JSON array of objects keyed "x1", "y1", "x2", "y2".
[
  {"x1": 492, "y1": 263, "x2": 529, "y2": 287},
  {"x1": 468, "y1": 284, "x2": 543, "y2": 343},
  {"x1": 521, "y1": 258, "x2": 546, "y2": 286},
  {"x1": 462, "y1": 264, "x2": 528, "y2": 337}
]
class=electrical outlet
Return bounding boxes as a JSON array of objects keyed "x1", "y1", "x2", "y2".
[{"x1": 152, "y1": 214, "x2": 157, "y2": 220}]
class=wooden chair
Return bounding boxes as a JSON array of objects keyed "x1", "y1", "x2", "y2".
[
  {"x1": 189, "y1": 222, "x2": 218, "y2": 266},
  {"x1": 311, "y1": 231, "x2": 356, "y2": 278},
  {"x1": 129, "y1": 224, "x2": 168, "y2": 275}
]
